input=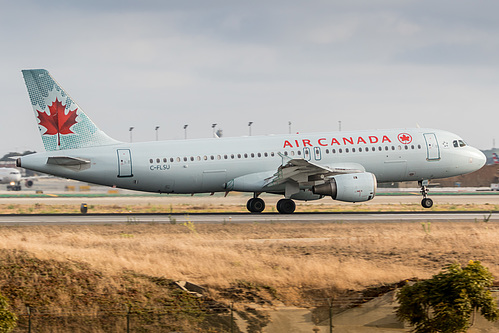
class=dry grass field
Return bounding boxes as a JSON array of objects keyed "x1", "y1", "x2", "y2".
[{"x1": 2, "y1": 218, "x2": 499, "y2": 301}]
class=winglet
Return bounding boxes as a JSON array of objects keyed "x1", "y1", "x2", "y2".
[{"x1": 22, "y1": 69, "x2": 120, "y2": 151}]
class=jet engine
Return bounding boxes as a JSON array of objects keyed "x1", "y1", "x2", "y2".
[{"x1": 312, "y1": 172, "x2": 376, "y2": 203}]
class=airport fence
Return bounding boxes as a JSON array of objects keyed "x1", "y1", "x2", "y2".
[{"x1": 11, "y1": 295, "x2": 383, "y2": 332}]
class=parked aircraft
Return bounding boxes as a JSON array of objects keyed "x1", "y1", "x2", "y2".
[{"x1": 17, "y1": 69, "x2": 486, "y2": 213}]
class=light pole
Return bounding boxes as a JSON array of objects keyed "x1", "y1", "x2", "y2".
[
  {"x1": 129, "y1": 127, "x2": 134, "y2": 143},
  {"x1": 183, "y1": 124, "x2": 188, "y2": 139},
  {"x1": 155, "y1": 126, "x2": 160, "y2": 141},
  {"x1": 248, "y1": 122, "x2": 253, "y2": 136},
  {"x1": 212, "y1": 123, "x2": 217, "y2": 138},
  {"x1": 288, "y1": 121, "x2": 292, "y2": 134},
  {"x1": 338, "y1": 121, "x2": 342, "y2": 132}
]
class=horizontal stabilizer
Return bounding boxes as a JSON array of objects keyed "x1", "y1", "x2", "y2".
[{"x1": 46, "y1": 156, "x2": 91, "y2": 171}]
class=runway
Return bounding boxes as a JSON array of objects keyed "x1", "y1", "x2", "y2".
[{"x1": 0, "y1": 211, "x2": 497, "y2": 225}]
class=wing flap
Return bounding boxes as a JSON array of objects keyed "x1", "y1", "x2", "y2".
[{"x1": 264, "y1": 158, "x2": 365, "y2": 188}]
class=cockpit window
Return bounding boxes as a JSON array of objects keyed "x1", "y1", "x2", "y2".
[{"x1": 453, "y1": 140, "x2": 467, "y2": 148}]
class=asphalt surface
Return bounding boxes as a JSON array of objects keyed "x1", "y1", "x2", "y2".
[{"x1": 0, "y1": 211, "x2": 496, "y2": 225}]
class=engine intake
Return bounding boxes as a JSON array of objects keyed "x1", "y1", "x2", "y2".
[{"x1": 312, "y1": 172, "x2": 377, "y2": 203}]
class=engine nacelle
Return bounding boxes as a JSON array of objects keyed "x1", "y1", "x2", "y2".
[
  {"x1": 312, "y1": 172, "x2": 377, "y2": 203},
  {"x1": 25, "y1": 180, "x2": 34, "y2": 188}
]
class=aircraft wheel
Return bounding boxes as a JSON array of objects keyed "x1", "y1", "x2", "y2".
[
  {"x1": 246, "y1": 198, "x2": 265, "y2": 213},
  {"x1": 421, "y1": 198, "x2": 433, "y2": 209},
  {"x1": 277, "y1": 199, "x2": 296, "y2": 214}
]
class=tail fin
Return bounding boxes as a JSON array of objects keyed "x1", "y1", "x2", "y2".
[
  {"x1": 493, "y1": 153, "x2": 499, "y2": 164},
  {"x1": 22, "y1": 69, "x2": 119, "y2": 151}
]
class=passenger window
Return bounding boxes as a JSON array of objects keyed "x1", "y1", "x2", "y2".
[
  {"x1": 339, "y1": 149, "x2": 343, "y2": 153},
  {"x1": 244, "y1": 153, "x2": 248, "y2": 158},
  {"x1": 211, "y1": 155, "x2": 215, "y2": 160},
  {"x1": 190, "y1": 157, "x2": 194, "y2": 161},
  {"x1": 237, "y1": 154, "x2": 241, "y2": 158},
  {"x1": 217, "y1": 155, "x2": 221, "y2": 160},
  {"x1": 359, "y1": 147, "x2": 362, "y2": 152},
  {"x1": 372, "y1": 147, "x2": 375, "y2": 152},
  {"x1": 156, "y1": 158, "x2": 160, "y2": 163},
  {"x1": 149, "y1": 159, "x2": 153, "y2": 163},
  {"x1": 170, "y1": 158, "x2": 174, "y2": 162},
  {"x1": 176, "y1": 157, "x2": 181, "y2": 162},
  {"x1": 264, "y1": 152, "x2": 268, "y2": 157},
  {"x1": 290, "y1": 151, "x2": 295, "y2": 156},
  {"x1": 251, "y1": 153, "x2": 255, "y2": 158},
  {"x1": 352, "y1": 148, "x2": 356, "y2": 153}
]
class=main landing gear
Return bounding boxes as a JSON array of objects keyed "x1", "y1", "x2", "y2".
[
  {"x1": 246, "y1": 195, "x2": 296, "y2": 214},
  {"x1": 419, "y1": 180, "x2": 433, "y2": 209},
  {"x1": 276, "y1": 198, "x2": 295, "y2": 214},
  {"x1": 247, "y1": 196, "x2": 265, "y2": 213}
]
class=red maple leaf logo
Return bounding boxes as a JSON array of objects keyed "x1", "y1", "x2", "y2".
[
  {"x1": 398, "y1": 133, "x2": 412, "y2": 144},
  {"x1": 37, "y1": 98, "x2": 78, "y2": 146}
]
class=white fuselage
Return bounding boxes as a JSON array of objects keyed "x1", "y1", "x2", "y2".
[
  {"x1": 0, "y1": 168, "x2": 21, "y2": 185},
  {"x1": 18, "y1": 128, "x2": 485, "y2": 198}
]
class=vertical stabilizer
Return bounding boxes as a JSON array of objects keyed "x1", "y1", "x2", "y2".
[{"x1": 22, "y1": 69, "x2": 120, "y2": 151}]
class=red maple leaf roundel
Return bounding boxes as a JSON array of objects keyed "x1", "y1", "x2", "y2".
[
  {"x1": 37, "y1": 98, "x2": 78, "y2": 146},
  {"x1": 398, "y1": 133, "x2": 412, "y2": 144}
]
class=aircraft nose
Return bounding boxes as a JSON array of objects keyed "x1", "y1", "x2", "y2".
[{"x1": 470, "y1": 148, "x2": 486, "y2": 169}]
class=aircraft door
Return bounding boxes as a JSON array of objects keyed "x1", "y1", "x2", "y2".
[
  {"x1": 117, "y1": 149, "x2": 133, "y2": 177},
  {"x1": 423, "y1": 133, "x2": 440, "y2": 160},
  {"x1": 303, "y1": 147, "x2": 311, "y2": 161},
  {"x1": 313, "y1": 147, "x2": 322, "y2": 161}
]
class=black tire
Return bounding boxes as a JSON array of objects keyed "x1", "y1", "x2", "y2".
[
  {"x1": 421, "y1": 198, "x2": 433, "y2": 209},
  {"x1": 276, "y1": 199, "x2": 296, "y2": 214},
  {"x1": 247, "y1": 198, "x2": 265, "y2": 213}
]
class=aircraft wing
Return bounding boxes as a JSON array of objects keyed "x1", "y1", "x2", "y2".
[{"x1": 263, "y1": 158, "x2": 365, "y2": 188}]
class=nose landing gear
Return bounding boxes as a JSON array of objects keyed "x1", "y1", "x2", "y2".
[{"x1": 419, "y1": 180, "x2": 433, "y2": 208}]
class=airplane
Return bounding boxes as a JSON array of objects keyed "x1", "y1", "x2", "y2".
[
  {"x1": 0, "y1": 168, "x2": 22, "y2": 190},
  {"x1": 0, "y1": 167, "x2": 36, "y2": 191},
  {"x1": 17, "y1": 69, "x2": 486, "y2": 213},
  {"x1": 492, "y1": 152, "x2": 499, "y2": 164}
]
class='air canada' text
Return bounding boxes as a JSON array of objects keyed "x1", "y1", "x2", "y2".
[{"x1": 283, "y1": 135, "x2": 392, "y2": 148}]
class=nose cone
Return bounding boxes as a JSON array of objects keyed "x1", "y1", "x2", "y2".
[{"x1": 469, "y1": 148, "x2": 486, "y2": 171}]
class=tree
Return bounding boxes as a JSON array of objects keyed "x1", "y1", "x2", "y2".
[
  {"x1": 0, "y1": 293, "x2": 17, "y2": 333},
  {"x1": 396, "y1": 261, "x2": 499, "y2": 332}
]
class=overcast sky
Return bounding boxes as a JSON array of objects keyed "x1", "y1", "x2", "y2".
[{"x1": 1, "y1": 0, "x2": 498, "y2": 154}]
